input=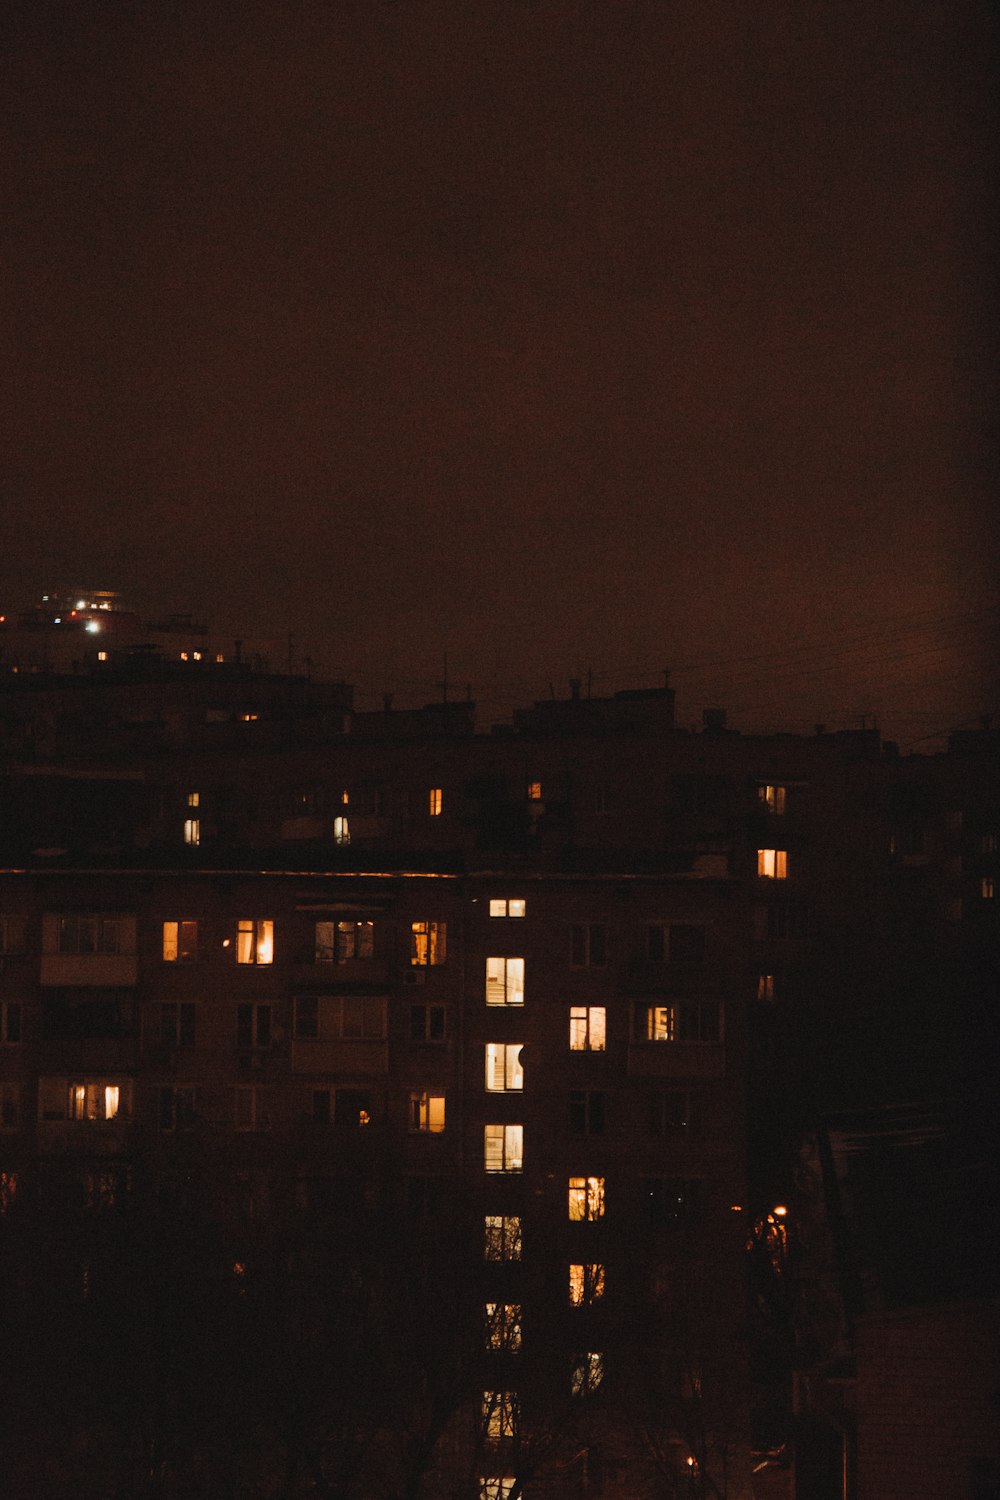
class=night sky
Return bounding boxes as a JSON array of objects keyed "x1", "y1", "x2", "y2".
[{"x1": 4, "y1": 0, "x2": 997, "y2": 742}]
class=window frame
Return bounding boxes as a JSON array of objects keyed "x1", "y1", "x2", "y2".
[
  {"x1": 485, "y1": 956, "x2": 525, "y2": 1006},
  {"x1": 484, "y1": 1123, "x2": 524, "y2": 1174},
  {"x1": 485, "y1": 1042, "x2": 524, "y2": 1092},
  {"x1": 236, "y1": 918, "x2": 274, "y2": 965},
  {"x1": 569, "y1": 1005, "x2": 606, "y2": 1051},
  {"x1": 410, "y1": 920, "x2": 447, "y2": 967},
  {"x1": 568, "y1": 1175, "x2": 605, "y2": 1221}
]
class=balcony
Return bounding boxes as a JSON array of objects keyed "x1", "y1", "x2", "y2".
[
  {"x1": 290, "y1": 1038, "x2": 388, "y2": 1075},
  {"x1": 627, "y1": 1042, "x2": 726, "y2": 1080},
  {"x1": 41, "y1": 953, "x2": 138, "y2": 987}
]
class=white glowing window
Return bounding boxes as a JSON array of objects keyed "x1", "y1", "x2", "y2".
[
  {"x1": 409, "y1": 1092, "x2": 446, "y2": 1133},
  {"x1": 411, "y1": 921, "x2": 446, "y2": 966},
  {"x1": 482, "y1": 1391, "x2": 519, "y2": 1440},
  {"x1": 67, "y1": 1082, "x2": 125, "y2": 1122},
  {"x1": 485, "y1": 1043, "x2": 523, "y2": 1092},
  {"x1": 429, "y1": 787, "x2": 443, "y2": 816},
  {"x1": 568, "y1": 1176, "x2": 605, "y2": 1221},
  {"x1": 485, "y1": 1124, "x2": 523, "y2": 1173},
  {"x1": 485, "y1": 1303, "x2": 523, "y2": 1352},
  {"x1": 571, "y1": 1352, "x2": 604, "y2": 1395},
  {"x1": 569, "y1": 1006, "x2": 606, "y2": 1051},
  {"x1": 236, "y1": 919, "x2": 274, "y2": 965},
  {"x1": 484, "y1": 1215, "x2": 522, "y2": 1261},
  {"x1": 569, "y1": 1263, "x2": 606, "y2": 1306},
  {"x1": 187, "y1": 791, "x2": 200, "y2": 808},
  {"x1": 757, "y1": 784, "x2": 787, "y2": 814},
  {"x1": 183, "y1": 818, "x2": 201, "y2": 846},
  {"x1": 333, "y1": 816, "x2": 350, "y2": 845},
  {"x1": 757, "y1": 849, "x2": 788, "y2": 879},
  {"x1": 489, "y1": 898, "x2": 526, "y2": 918},
  {"x1": 485, "y1": 957, "x2": 524, "y2": 1006}
]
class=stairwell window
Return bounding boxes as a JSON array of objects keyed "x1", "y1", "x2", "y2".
[
  {"x1": 485, "y1": 1043, "x2": 524, "y2": 1092},
  {"x1": 485, "y1": 1124, "x2": 523, "y2": 1173},
  {"x1": 489, "y1": 898, "x2": 526, "y2": 918},
  {"x1": 485, "y1": 957, "x2": 524, "y2": 1006}
]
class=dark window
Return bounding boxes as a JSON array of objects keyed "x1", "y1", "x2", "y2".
[
  {"x1": 572, "y1": 923, "x2": 607, "y2": 967},
  {"x1": 669, "y1": 924, "x2": 706, "y2": 963},
  {"x1": 410, "y1": 1003, "x2": 446, "y2": 1042},
  {"x1": 649, "y1": 1089, "x2": 700, "y2": 1137},
  {"x1": 644, "y1": 1177, "x2": 702, "y2": 1229},
  {"x1": 312, "y1": 1088, "x2": 332, "y2": 1125},
  {"x1": 237, "y1": 1004, "x2": 272, "y2": 1049},
  {"x1": 160, "y1": 1002, "x2": 196, "y2": 1048},
  {"x1": 295, "y1": 996, "x2": 319, "y2": 1038},
  {"x1": 569, "y1": 1089, "x2": 605, "y2": 1136},
  {"x1": 336, "y1": 1089, "x2": 371, "y2": 1127}
]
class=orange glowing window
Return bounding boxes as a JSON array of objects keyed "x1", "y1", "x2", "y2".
[
  {"x1": 236, "y1": 919, "x2": 274, "y2": 965},
  {"x1": 428, "y1": 787, "x2": 443, "y2": 816},
  {"x1": 568, "y1": 1176, "x2": 605, "y2": 1221},
  {"x1": 568, "y1": 1263, "x2": 606, "y2": 1306},
  {"x1": 569, "y1": 1006, "x2": 606, "y2": 1051},
  {"x1": 757, "y1": 848, "x2": 788, "y2": 879}
]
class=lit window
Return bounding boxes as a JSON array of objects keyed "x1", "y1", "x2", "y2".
[
  {"x1": 0, "y1": 1002, "x2": 22, "y2": 1045},
  {"x1": 757, "y1": 784, "x2": 787, "y2": 814},
  {"x1": 485, "y1": 1124, "x2": 523, "y2": 1173},
  {"x1": 67, "y1": 1083, "x2": 124, "y2": 1121},
  {"x1": 568, "y1": 1176, "x2": 605, "y2": 1221},
  {"x1": 97, "y1": 650, "x2": 108, "y2": 661},
  {"x1": 333, "y1": 816, "x2": 350, "y2": 845},
  {"x1": 162, "y1": 920, "x2": 198, "y2": 962},
  {"x1": 312, "y1": 1088, "x2": 371, "y2": 1127},
  {"x1": 411, "y1": 921, "x2": 446, "y2": 966},
  {"x1": 187, "y1": 791, "x2": 200, "y2": 808},
  {"x1": 489, "y1": 898, "x2": 526, "y2": 918},
  {"x1": 982, "y1": 878, "x2": 995, "y2": 900},
  {"x1": 410, "y1": 1092, "x2": 446, "y2": 1133},
  {"x1": 569, "y1": 1263, "x2": 606, "y2": 1306},
  {"x1": 527, "y1": 781, "x2": 542, "y2": 802},
  {"x1": 429, "y1": 788, "x2": 443, "y2": 816},
  {"x1": 757, "y1": 849, "x2": 788, "y2": 879},
  {"x1": 237, "y1": 1004, "x2": 272, "y2": 1050},
  {"x1": 480, "y1": 1480, "x2": 516, "y2": 1500},
  {"x1": 569, "y1": 1006, "x2": 606, "y2": 1050},
  {"x1": 315, "y1": 919, "x2": 374, "y2": 963},
  {"x1": 236, "y1": 919, "x2": 274, "y2": 965},
  {"x1": 571, "y1": 923, "x2": 607, "y2": 967},
  {"x1": 485, "y1": 957, "x2": 524, "y2": 1006},
  {"x1": 484, "y1": 1215, "x2": 522, "y2": 1261},
  {"x1": 757, "y1": 973, "x2": 776, "y2": 1001},
  {"x1": 485, "y1": 1043, "x2": 524, "y2": 1092},
  {"x1": 485, "y1": 1303, "x2": 523, "y2": 1352},
  {"x1": 571, "y1": 1352, "x2": 604, "y2": 1395},
  {"x1": 482, "y1": 1391, "x2": 519, "y2": 1440},
  {"x1": 183, "y1": 818, "x2": 201, "y2": 846},
  {"x1": 159, "y1": 1002, "x2": 196, "y2": 1048},
  {"x1": 637, "y1": 1003, "x2": 721, "y2": 1043}
]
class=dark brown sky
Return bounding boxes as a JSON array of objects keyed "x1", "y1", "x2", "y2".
[{"x1": 3, "y1": 0, "x2": 997, "y2": 741}]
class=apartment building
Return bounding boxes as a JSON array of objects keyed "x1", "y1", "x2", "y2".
[{"x1": 0, "y1": 663, "x2": 995, "y2": 1499}]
